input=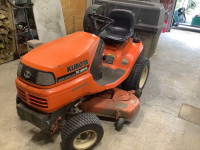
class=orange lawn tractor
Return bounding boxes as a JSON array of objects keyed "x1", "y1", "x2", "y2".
[{"x1": 16, "y1": 9, "x2": 150, "y2": 150}]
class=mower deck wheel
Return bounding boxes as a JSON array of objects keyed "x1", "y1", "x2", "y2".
[
  {"x1": 61, "y1": 113, "x2": 103, "y2": 150},
  {"x1": 135, "y1": 89, "x2": 142, "y2": 98},
  {"x1": 115, "y1": 118, "x2": 125, "y2": 131}
]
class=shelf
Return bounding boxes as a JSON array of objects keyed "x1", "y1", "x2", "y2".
[{"x1": 12, "y1": 4, "x2": 34, "y2": 10}]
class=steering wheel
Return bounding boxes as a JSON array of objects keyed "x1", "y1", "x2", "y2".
[
  {"x1": 87, "y1": 13, "x2": 114, "y2": 35},
  {"x1": 191, "y1": 1, "x2": 197, "y2": 7}
]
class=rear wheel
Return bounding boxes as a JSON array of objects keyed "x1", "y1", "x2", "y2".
[
  {"x1": 121, "y1": 56, "x2": 150, "y2": 91},
  {"x1": 61, "y1": 113, "x2": 104, "y2": 150}
]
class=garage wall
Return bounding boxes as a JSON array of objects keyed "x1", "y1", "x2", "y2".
[
  {"x1": 32, "y1": 0, "x2": 91, "y2": 42},
  {"x1": 137, "y1": 0, "x2": 161, "y2": 2},
  {"x1": 92, "y1": 0, "x2": 161, "y2": 3},
  {"x1": 32, "y1": 0, "x2": 66, "y2": 43},
  {"x1": 60, "y1": 0, "x2": 88, "y2": 34},
  {"x1": 87, "y1": 0, "x2": 93, "y2": 8}
]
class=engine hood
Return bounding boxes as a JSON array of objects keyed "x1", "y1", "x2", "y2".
[{"x1": 21, "y1": 32, "x2": 100, "y2": 77}]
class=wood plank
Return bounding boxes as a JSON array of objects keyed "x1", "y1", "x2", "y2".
[{"x1": 60, "y1": 0, "x2": 87, "y2": 34}]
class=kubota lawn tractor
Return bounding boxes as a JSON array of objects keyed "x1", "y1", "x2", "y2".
[{"x1": 16, "y1": 9, "x2": 150, "y2": 150}]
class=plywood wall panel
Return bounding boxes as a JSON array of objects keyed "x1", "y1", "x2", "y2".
[
  {"x1": 60, "y1": 0, "x2": 87, "y2": 34},
  {"x1": 32, "y1": 0, "x2": 66, "y2": 43}
]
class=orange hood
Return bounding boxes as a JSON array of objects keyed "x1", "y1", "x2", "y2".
[{"x1": 21, "y1": 32, "x2": 100, "y2": 77}]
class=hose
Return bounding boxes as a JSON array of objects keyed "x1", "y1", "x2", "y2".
[
  {"x1": 23, "y1": 9, "x2": 34, "y2": 40},
  {"x1": 7, "y1": 0, "x2": 32, "y2": 9},
  {"x1": 7, "y1": 0, "x2": 34, "y2": 58}
]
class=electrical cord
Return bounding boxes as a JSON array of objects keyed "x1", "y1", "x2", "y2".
[
  {"x1": 23, "y1": 9, "x2": 34, "y2": 40},
  {"x1": 9, "y1": 0, "x2": 34, "y2": 40},
  {"x1": 7, "y1": 0, "x2": 32, "y2": 9},
  {"x1": 7, "y1": 0, "x2": 34, "y2": 59}
]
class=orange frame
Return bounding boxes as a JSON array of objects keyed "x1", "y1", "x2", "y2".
[{"x1": 16, "y1": 32, "x2": 143, "y2": 113}]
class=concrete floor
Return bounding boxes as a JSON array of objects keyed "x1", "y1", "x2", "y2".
[{"x1": 0, "y1": 29, "x2": 200, "y2": 150}]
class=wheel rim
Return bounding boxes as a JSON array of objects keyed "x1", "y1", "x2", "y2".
[
  {"x1": 139, "y1": 65, "x2": 149, "y2": 88},
  {"x1": 73, "y1": 130, "x2": 97, "y2": 150}
]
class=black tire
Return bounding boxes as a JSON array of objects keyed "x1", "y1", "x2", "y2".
[
  {"x1": 61, "y1": 113, "x2": 104, "y2": 150},
  {"x1": 121, "y1": 56, "x2": 150, "y2": 91},
  {"x1": 172, "y1": 19, "x2": 175, "y2": 26},
  {"x1": 115, "y1": 118, "x2": 125, "y2": 131},
  {"x1": 135, "y1": 89, "x2": 142, "y2": 98},
  {"x1": 16, "y1": 95, "x2": 22, "y2": 104}
]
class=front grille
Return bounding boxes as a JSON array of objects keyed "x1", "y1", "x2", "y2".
[
  {"x1": 17, "y1": 87, "x2": 26, "y2": 101},
  {"x1": 17, "y1": 87, "x2": 48, "y2": 109},
  {"x1": 29, "y1": 95, "x2": 48, "y2": 108},
  {"x1": 20, "y1": 65, "x2": 38, "y2": 84}
]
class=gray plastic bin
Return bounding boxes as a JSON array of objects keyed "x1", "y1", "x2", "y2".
[{"x1": 93, "y1": 0, "x2": 165, "y2": 58}]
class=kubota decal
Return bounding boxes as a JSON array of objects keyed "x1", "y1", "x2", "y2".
[
  {"x1": 58, "y1": 66, "x2": 89, "y2": 82},
  {"x1": 67, "y1": 60, "x2": 88, "y2": 73}
]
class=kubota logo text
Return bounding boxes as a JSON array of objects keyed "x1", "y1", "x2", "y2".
[{"x1": 67, "y1": 60, "x2": 89, "y2": 72}]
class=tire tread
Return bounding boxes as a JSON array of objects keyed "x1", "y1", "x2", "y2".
[
  {"x1": 121, "y1": 56, "x2": 150, "y2": 90},
  {"x1": 61, "y1": 113, "x2": 103, "y2": 150}
]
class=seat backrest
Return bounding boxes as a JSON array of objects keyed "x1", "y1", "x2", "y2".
[{"x1": 108, "y1": 9, "x2": 135, "y2": 32}]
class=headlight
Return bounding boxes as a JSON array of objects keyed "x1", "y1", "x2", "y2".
[
  {"x1": 17, "y1": 63, "x2": 23, "y2": 76},
  {"x1": 36, "y1": 72, "x2": 56, "y2": 86},
  {"x1": 17, "y1": 62, "x2": 56, "y2": 86}
]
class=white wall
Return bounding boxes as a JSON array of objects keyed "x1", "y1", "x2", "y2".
[
  {"x1": 137, "y1": 0, "x2": 161, "y2": 3},
  {"x1": 32, "y1": 0, "x2": 66, "y2": 43},
  {"x1": 87, "y1": 0, "x2": 93, "y2": 8}
]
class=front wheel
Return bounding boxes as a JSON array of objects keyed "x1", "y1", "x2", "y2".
[
  {"x1": 61, "y1": 113, "x2": 104, "y2": 150},
  {"x1": 121, "y1": 56, "x2": 150, "y2": 91},
  {"x1": 16, "y1": 95, "x2": 22, "y2": 104}
]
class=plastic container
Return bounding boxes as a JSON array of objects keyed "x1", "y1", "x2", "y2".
[
  {"x1": 162, "y1": 21, "x2": 168, "y2": 33},
  {"x1": 94, "y1": 0, "x2": 166, "y2": 58}
]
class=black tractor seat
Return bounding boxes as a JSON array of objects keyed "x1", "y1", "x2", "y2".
[{"x1": 99, "y1": 9, "x2": 135, "y2": 44}]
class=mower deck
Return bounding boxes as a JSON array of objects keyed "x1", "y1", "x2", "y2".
[{"x1": 82, "y1": 88, "x2": 140, "y2": 121}]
